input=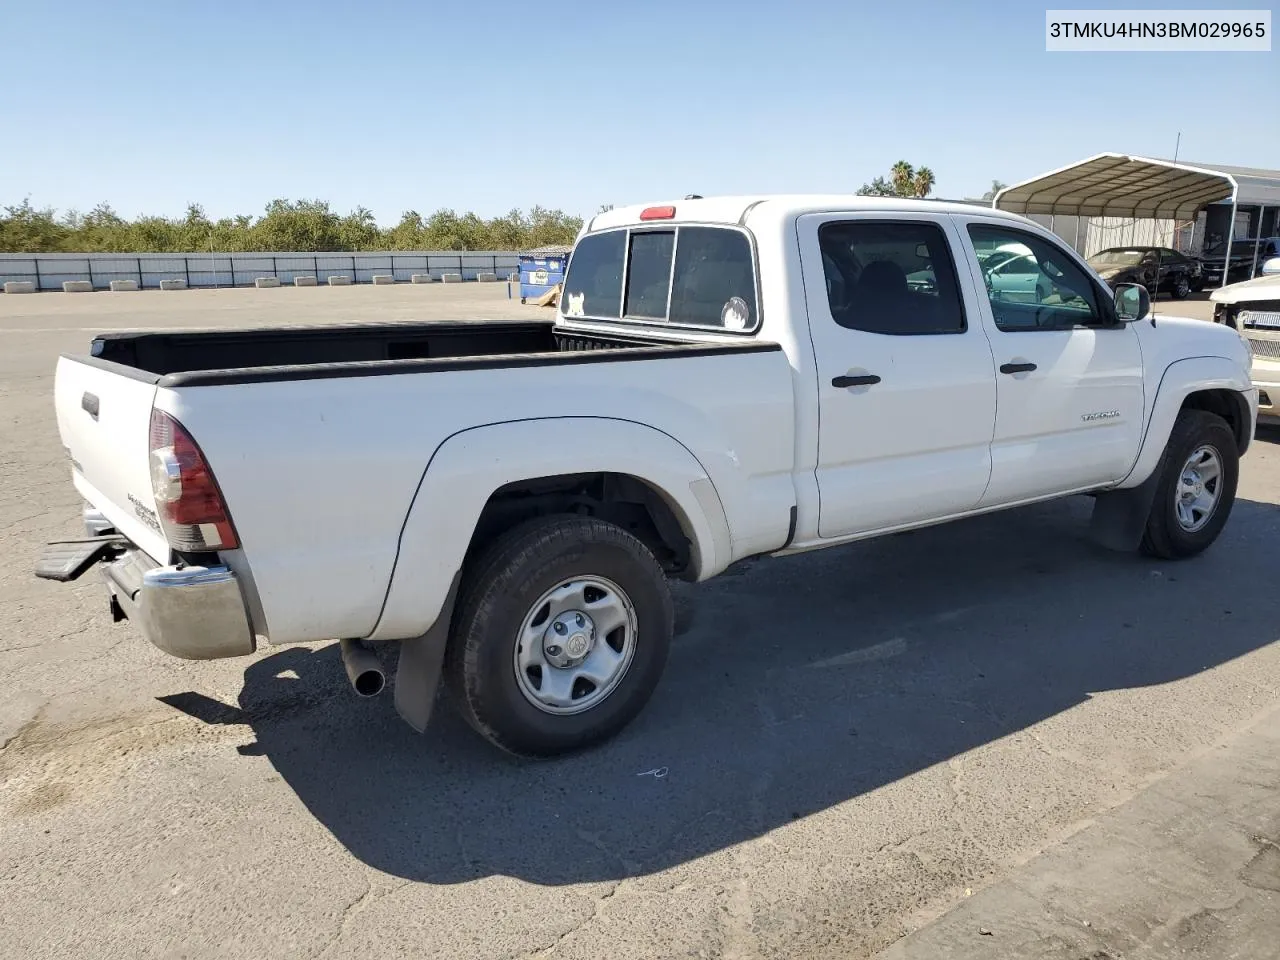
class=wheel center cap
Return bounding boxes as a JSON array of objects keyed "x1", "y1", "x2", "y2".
[
  {"x1": 566, "y1": 632, "x2": 589, "y2": 658},
  {"x1": 543, "y1": 611, "x2": 595, "y2": 668}
]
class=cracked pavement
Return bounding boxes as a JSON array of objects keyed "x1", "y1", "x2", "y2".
[{"x1": 1, "y1": 288, "x2": 1279, "y2": 959}]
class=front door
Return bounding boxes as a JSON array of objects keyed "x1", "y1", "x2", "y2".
[
  {"x1": 798, "y1": 213, "x2": 998, "y2": 538},
  {"x1": 957, "y1": 218, "x2": 1145, "y2": 506}
]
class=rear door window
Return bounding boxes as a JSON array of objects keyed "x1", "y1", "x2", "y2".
[{"x1": 818, "y1": 220, "x2": 966, "y2": 334}]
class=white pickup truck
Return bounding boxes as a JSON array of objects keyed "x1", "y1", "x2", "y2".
[
  {"x1": 39, "y1": 195, "x2": 1258, "y2": 757},
  {"x1": 1210, "y1": 255, "x2": 1280, "y2": 425}
]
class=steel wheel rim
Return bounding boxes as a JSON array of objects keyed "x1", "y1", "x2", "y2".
[
  {"x1": 1175, "y1": 444, "x2": 1222, "y2": 533},
  {"x1": 512, "y1": 575, "x2": 637, "y2": 716}
]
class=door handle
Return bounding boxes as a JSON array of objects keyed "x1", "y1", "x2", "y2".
[
  {"x1": 832, "y1": 374, "x2": 881, "y2": 388},
  {"x1": 999, "y1": 362, "x2": 1037, "y2": 375},
  {"x1": 81, "y1": 392, "x2": 100, "y2": 420}
]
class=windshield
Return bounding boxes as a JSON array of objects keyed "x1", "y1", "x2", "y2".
[
  {"x1": 1203, "y1": 239, "x2": 1263, "y2": 258},
  {"x1": 1090, "y1": 249, "x2": 1146, "y2": 266}
]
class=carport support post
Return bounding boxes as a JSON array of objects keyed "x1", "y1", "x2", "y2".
[
  {"x1": 1249, "y1": 206, "x2": 1267, "y2": 279},
  {"x1": 1222, "y1": 191, "x2": 1238, "y2": 289}
]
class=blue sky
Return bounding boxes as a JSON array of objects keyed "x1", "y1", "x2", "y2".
[{"x1": 3, "y1": 0, "x2": 1275, "y2": 223}]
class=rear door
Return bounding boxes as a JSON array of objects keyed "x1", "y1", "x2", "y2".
[
  {"x1": 53, "y1": 356, "x2": 170, "y2": 561},
  {"x1": 798, "y1": 212, "x2": 998, "y2": 538},
  {"x1": 955, "y1": 217, "x2": 1145, "y2": 505}
]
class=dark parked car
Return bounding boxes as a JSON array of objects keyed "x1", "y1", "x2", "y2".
[
  {"x1": 1198, "y1": 237, "x2": 1280, "y2": 287},
  {"x1": 1086, "y1": 246, "x2": 1203, "y2": 299}
]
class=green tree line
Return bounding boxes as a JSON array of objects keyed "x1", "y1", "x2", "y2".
[{"x1": 0, "y1": 198, "x2": 584, "y2": 253}]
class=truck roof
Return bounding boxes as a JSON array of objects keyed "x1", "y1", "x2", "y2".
[{"x1": 585, "y1": 194, "x2": 1035, "y2": 234}]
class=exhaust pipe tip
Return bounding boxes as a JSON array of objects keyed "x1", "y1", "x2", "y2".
[
  {"x1": 352, "y1": 667, "x2": 385, "y2": 698},
  {"x1": 340, "y1": 639, "x2": 386, "y2": 698}
]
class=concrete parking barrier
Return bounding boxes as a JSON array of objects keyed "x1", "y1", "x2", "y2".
[
  {"x1": 62, "y1": 280, "x2": 94, "y2": 293},
  {"x1": 327, "y1": 275, "x2": 352, "y2": 286},
  {"x1": 159, "y1": 279, "x2": 187, "y2": 291},
  {"x1": 109, "y1": 280, "x2": 139, "y2": 292},
  {"x1": 410, "y1": 273, "x2": 433, "y2": 284},
  {"x1": 441, "y1": 272, "x2": 463, "y2": 283},
  {"x1": 294, "y1": 276, "x2": 318, "y2": 287},
  {"x1": 254, "y1": 276, "x2": 281, "y2": 289},
  {"x1": 371, "y1": 274, "x2": 395, "y2": 285},
  {"x1": 476, "y1": 272, "x2": 498, "y2": 282},
  {"x1": 4, "y1": 281, "x2": 36, "y2": 294}
]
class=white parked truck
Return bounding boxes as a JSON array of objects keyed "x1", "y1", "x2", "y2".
[
  {"x1": 39, "y1": 195, "x2": 1258, "y2": 756},
  {"x1": 1209, "y1": 256, "x2": 1280, "y2": 425}
]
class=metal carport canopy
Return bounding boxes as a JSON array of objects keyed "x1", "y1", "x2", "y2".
[{"x1": 992, "y1": 153, "x2": 1235, "y2": 219}]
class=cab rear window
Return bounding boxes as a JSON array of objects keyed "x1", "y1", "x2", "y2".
[{"x1": 562, "y1": 225, "x2": 758, "y2": 331}]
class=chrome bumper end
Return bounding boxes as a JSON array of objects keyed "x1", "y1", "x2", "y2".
[{"x1": 103, "y1": 552, "x2": 256, "y2": 660}]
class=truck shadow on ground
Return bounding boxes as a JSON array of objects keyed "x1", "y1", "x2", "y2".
[{"x1": 175, "y1": 492, "x2": 1280, "y2": 886}]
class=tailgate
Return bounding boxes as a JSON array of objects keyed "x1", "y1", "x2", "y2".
[{"x1": 54, "y1": 356, "x2": 170, "y2": 562}]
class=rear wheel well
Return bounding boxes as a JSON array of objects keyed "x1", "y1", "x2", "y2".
[
  {"x1": 468, "y1": 473, "x2": 694, "y2": 579},
  {"x1": 1180, "y1": 389, "x2": 1250, "y2": 455}
]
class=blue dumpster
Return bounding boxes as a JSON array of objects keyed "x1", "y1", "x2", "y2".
[{"x1": 519, "y1": 245, "x2": 571, "y2": 303}]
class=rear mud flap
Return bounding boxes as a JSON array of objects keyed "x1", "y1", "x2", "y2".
[{"x1": 393, "y1": 572, "x2": 462, "y2": 733}]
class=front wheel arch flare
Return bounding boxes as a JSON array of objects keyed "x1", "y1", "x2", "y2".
[{"x1": 1118, "y1": 357, "x2": 1253, "y2": 490}]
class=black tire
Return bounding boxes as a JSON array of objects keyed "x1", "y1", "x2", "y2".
[
  {"x1": 445, "y1": 515, "x2": 674, "y2": 757},
  {"x1": 1171, "y1": 274, "x2": 1191, "y2": 299},
  {"x1": 1140, "y1": 409, "x2": 1239, "y2": 560}
]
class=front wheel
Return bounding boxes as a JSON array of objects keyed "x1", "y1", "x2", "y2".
[
  {"x1": 1171, "y1": 274, "x2": 1191, "y2": 299},
  {"x1": 1140, "y1": 410, "x2": 1239, "y2": 559},
  {"x1": 445, "y1": 516, "x2": 674, "y2": 756}
]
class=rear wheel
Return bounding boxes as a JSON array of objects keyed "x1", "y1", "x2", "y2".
[
  {"x1": 1140, "y1": 410, "x2": 1238, "y2": 559},
  {"x1": 445, "y1": 516, "x2": 674, "y2": 756}
]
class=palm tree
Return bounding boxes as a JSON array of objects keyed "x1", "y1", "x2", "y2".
[
  {"x1": 912, "y1": 167, "x2": 936, "y2": 198},
  {"x1": 890, "y1": 161, "x2": 915, "y2": 197},
  {"x1": 981, "y1": 180, "x2": 1008, "y2": 201}
]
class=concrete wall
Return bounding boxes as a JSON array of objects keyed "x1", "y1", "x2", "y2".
[{"x1": 0, "y1": 250, "x2": 523, "y2": 291}]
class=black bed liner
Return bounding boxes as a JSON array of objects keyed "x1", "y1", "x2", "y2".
[{"x1": 71, "y1": 320, "x2": 780, "y2": 387}]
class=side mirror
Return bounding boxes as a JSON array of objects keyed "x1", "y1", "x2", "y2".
[
  {"x1": 1114, "y1": 282, "x2": 1150, "y2": 323},
  {"x1": 1262, "y1": 257, "x2": 1280, "y2": 276}
]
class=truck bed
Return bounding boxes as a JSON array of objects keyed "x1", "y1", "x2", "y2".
[{"x1": 80, "y1": 320, "x2": 766, "y2": 387}]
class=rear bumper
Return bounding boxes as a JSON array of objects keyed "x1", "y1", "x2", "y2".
[{"x1": 102, "y1": 548, "x2": 256, "y2": 661}]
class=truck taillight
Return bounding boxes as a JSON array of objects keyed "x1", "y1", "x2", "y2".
[{"x1": 148, "y1": 410, "x2": 239, "y2": 552}]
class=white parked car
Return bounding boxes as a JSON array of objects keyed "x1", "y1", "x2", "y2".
[
  {"x1": 39, "y1": 195, "x2": 1258, "y2": 756},
  {"x1": 978, "y1": 243, "x2": 1053, "y2": 302},
  {"x1": 1211, "y1": 256, "x2": 1280, "y2": 424}
]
